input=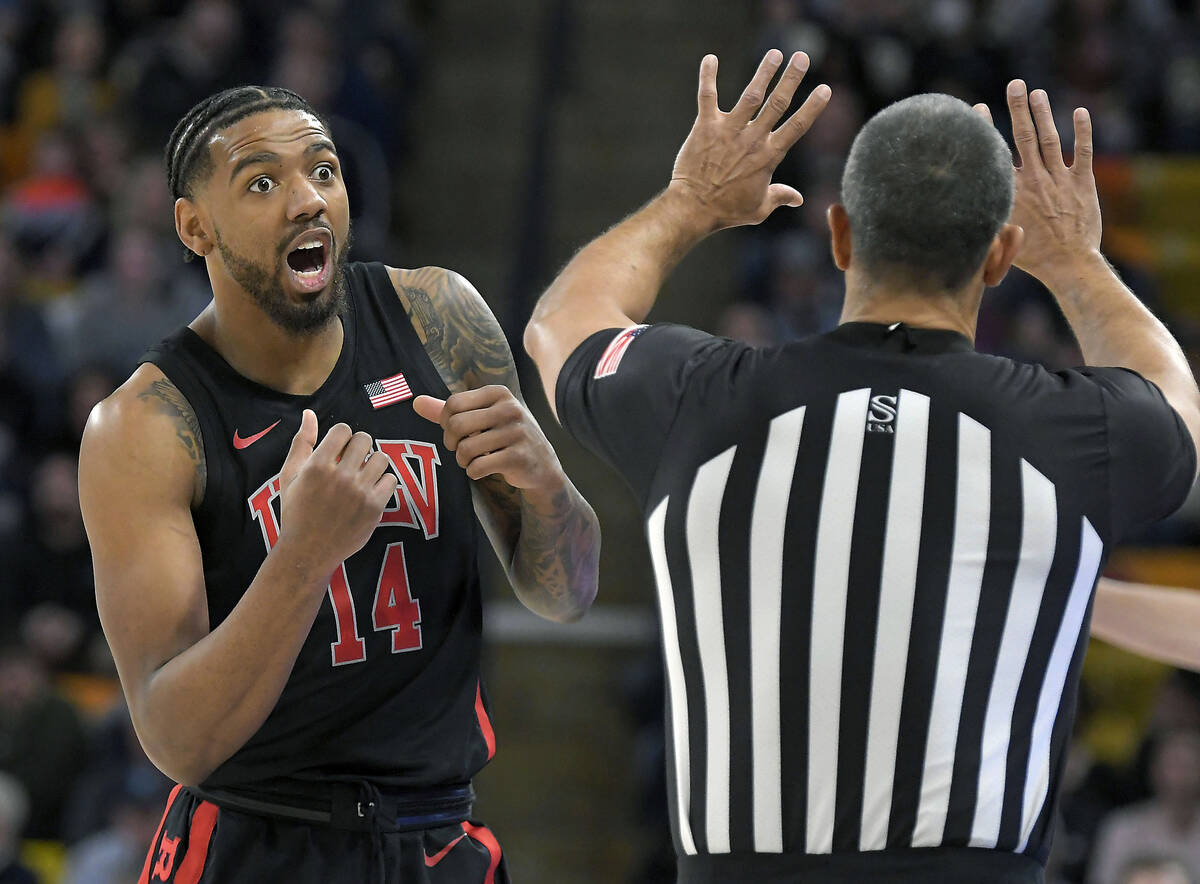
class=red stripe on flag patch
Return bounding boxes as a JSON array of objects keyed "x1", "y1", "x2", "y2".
[
  {"x1": 594, "y1": 325, "x2": 648, "y2": 378},
  {"x1": 364, "y1": 372, "x2": 413, "y2": 409}
]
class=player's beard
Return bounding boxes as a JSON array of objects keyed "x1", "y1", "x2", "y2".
[{"x1": 215, "y1": 220, "x2": 354, "y2": 336}]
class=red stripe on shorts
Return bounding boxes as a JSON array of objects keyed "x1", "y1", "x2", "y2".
[
  {"x1": 461, "y1": 821, "x2": 502, "y2": 884},
  {"x1": 475, "y1": 680, "x2": 496, "y2": 760},
  {"x1": 174, "y1": 799, "x2": 219, "y2": 884},
  {"x1": 138, "y1": 784, "x2": 182, "y2": 884}
]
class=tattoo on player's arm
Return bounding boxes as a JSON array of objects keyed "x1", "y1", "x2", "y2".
[
  {"x1": 398, "y1": 268, "x2": 516, "y2": 394},
  {"x1": 138, "y1": 378, "x2": 207, "y2": 502},
  {"x1": 473, "y1": 478, "x2": 599, "y2": 618}
]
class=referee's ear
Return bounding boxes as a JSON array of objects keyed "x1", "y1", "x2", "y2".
[
  {"x1": 827, "y1": 203, "x2": 853, "y2": 271},
  {"x1": 982, "y1": 223, "x2": 1024, "y2": 287}
]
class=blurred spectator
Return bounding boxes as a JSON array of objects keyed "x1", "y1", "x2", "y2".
[
  {"x1": 0, "y1": 643, "x2": 89, "y2": 840},
  {"x1": 63, "y1": 782, "x2": 162, "y2": 884},
  {"x1": 61, "y1": 363, "x2": 121, "y2": 448},
  {"x1": 51, "y1": 225, "x2": 209, "y2": 376},
  {"x1": 0, "y1": 773, "x2": 36, "y2": 884},
  {"x1": 2, "y1": 127, "x2": 104, "y2": 290},
  {"x1": 62, "y1": 703, "x2": 171, "y2": 845},
  {"x1": 113, "y1": 0, "x2": 249, "y2": 149},
  {"x1": 0, "y1": 451, "x2": 98, "y2": 674},
  {"x1": 1117, "y1": 855, "x2": 1195, "y2": 884},
  {"x1": 1089, "y1": 729, "x2": 1200, "y2": 884}
]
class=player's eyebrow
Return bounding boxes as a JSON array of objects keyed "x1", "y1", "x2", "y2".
[
  {"x1": 305, "y1": 139, "x2": 337, "y2": 157},
  {"x1": 229, "y1": 151, "x2": 281, "y2": 182}
]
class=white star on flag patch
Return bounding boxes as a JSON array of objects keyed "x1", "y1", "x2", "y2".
[
  {"x1": 594, "y1": 325, "x2": 649, "y2": 379},
  {"x1": 364, "y1": 372, "x2": 413, "y2": 409}
]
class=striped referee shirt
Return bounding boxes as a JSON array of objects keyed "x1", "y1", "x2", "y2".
[{"x1": 557, "y1": 321, "x2": 1195, "y2": 883}]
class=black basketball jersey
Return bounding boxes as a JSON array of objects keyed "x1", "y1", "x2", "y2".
[
  {"x1": 557, "y1": 321, "x2": 1195, "y2": 879},
  {"x1": 141, "y1": 262, "x2": 496, "y2": 793}
]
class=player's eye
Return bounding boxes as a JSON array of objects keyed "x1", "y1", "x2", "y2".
[
  {"x1": 313, "y1": 163, "x2": 335, "y2": 182},
  {"x1": 249, "y1": 176, "x2": 275, "y2": 193}
]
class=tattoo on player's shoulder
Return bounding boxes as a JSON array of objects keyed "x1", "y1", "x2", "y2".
[
  {"x1": 399, "y1": 270, "x2": 517, "y2": 393},
  {"x1": 138, "y1": 378, "x2": 207, "y2": 498}
]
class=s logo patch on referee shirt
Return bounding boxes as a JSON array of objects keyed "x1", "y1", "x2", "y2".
[{"x1": 594, "y1": 325, "x2": 649, "y2": 379}]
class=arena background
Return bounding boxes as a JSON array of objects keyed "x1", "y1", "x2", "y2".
[{"x1": 2, "y1": 1, "x2": 1200, "y2": 882}]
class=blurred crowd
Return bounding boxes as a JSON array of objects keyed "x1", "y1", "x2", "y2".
[{"x1": 2, "y1": 0, "x2": 1200, "y2": 882}]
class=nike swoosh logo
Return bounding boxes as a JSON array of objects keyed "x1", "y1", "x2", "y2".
[
  {"x1": 424, "y1": 833, "x2": 467, "y2": 867},
  {"x1": 232, "y1": 420, "x2": 281, "y2": 450}
]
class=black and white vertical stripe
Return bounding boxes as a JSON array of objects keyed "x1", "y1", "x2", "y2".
[{"x1": 646, "y1": 387, "x2": 1103, "y2": 858}]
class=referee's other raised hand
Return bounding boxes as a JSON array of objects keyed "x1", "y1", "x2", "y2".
[
  {"x1": 973, "y1": 81, "x2": 1102, "y2": 288},
  {"x1": 668, "y1": 50, "x2": 831, "y2": 234}
]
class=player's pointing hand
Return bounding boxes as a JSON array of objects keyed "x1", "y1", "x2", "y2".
[
  {"x1": 669, "y1": 50, "x2": 831, "y2": 233},
  {"x1": 414, "y1": 387, "x2": 561, "y2": 490}
]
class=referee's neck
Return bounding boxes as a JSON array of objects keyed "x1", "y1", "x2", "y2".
[{"x1": 839, "y1": 275, "x2": 982, "y2": 342}]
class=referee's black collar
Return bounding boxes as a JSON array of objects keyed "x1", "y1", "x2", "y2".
[{"x1": 828, "y1": 321, "x2": 975, "y2": 355}]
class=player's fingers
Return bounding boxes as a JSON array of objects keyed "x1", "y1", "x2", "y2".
[
  {"x1": 370, "y1": 471, "x2": 400, "y2": 506},
  {"x1": 1071, "y1": 107, "x2": 1094, "y2": 177},
  {"x1": 1029, "y1": 89, "x2": 1065, "y2": 171},
  {"x1": 463, "y1": 450, "x2": 509, "y2": 482},
  {"x1": 312, "y1": 422, "x2": 353, "y2": 463},
  {"x1": 753, "y1": 52, "x2": 809, "y2": 130},
  {"x1": 361, "y1": 449, "x2": 392, "y2": 480},
  {"x1": 443, "y1": 404, "x2": 510, "y2": 451},
  {"x1": 411, "y1": 394, "x2": 445, "y2": 426},
  {"x1": 697, "y1": 54, "x2": 719, "y2": 119},
  {"x1": 441, "y1": 385, "x2": 512, "y2": 420},
  {"x1": 284, "y1": 409, "x2": 317, "y2": 464},
  {"x1": 973, "y1": 102, "x2": 994, "y2": 126},
  {"x1": 454, "y1": 426, "x2": 520, "y2": 470},
  {"x1": 338, "y1": 430, "x2": 375, "y2": 469},
  {"x1": 729, "y1": 49, "x2": 784, "y2": 126},
  {"x1": 770, "y1": 83, "x2": 831, "y2": 152},
  {"x1": 1006, "y1": 79, "x2": 1041, "y2": 171}
]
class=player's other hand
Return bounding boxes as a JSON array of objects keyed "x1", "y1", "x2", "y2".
[
  {"x1": 668, "y1": 50, "x2": 830, "y2": 233},
  {"x1": 277, "y1": 409, "x2": 399, "y2": 572},
  {"x1": 974, "y1": 81, "x2": 1102, "y2": 285},
  {"x1": 414, "y1": 387, "x2": 561, "y2": 491}
]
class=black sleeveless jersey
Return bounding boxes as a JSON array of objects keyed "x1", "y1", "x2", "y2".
[{"x1": 141, "y1": 262, "x2": 496, "y2": 792}]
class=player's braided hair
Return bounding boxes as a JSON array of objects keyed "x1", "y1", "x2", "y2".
[{"x1": 165, "y1": 86, "x2": 332, "y2": 258}]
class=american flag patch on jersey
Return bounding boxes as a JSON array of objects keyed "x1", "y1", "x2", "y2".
[
  {"x1": 594, "y1": 325, "x2": 649, "y2": 379},
  {"x1": 364, "y1": 372, "x2": 413, "y2": 408}
]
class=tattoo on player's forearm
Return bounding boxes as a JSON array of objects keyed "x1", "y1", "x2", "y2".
[
  {"x1": 399, "y1": 268, "x2": 517, "y2": 393},
  {"x1": 515, "y1": 484, "x2": 600, "y2": 615},
  {"x1": 138, "y1": 378, "x2": 207, "y2": 501}
]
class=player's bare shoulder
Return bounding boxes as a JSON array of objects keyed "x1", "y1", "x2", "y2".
[
  {"x1": 386, "y1": 265, "x2": 518, "y2": 394},
  {"x1": 80, "y1": 363, "x2": 206, "y2": 510}
]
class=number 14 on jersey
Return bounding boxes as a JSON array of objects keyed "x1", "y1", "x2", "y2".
[{"x1": 247, "y1": 439, "x2": 441, "y2": 666}]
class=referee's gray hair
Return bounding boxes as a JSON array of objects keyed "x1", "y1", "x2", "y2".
[{"x1": 841, "y1": 93, "x2": 1014, "y2": 291}]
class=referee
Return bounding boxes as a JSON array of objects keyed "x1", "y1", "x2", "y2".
[{"x1": 525, "y1": 51, "x2": 1200, "y2": 883}]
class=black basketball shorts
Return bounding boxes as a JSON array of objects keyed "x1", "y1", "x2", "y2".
[{"x1": 138, "y1": 785, "x2": 511, "y2": 884}]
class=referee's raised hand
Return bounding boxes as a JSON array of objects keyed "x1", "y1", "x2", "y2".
[
  {"x1": 669, "y1": 50, "x2": 831, "y2": 234},
  {"x1": 974, "y1": 81, "x2": 1102, "y2": 287}
]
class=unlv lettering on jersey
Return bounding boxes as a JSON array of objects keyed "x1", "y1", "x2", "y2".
[
  {"x1": 246, "y1": 439, "x2": 438, "y2": 667},
  {"x1": 247, "y1": 439, "x2": 442, "y2": 552}
]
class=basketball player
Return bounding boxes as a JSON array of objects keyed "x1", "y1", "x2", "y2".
[
  {"x1": 78, "y1": 86, "x2": 600, "y2": 883},
  {"x1": 525, "y1": 51, "x2": 1199, "y2": 882}
]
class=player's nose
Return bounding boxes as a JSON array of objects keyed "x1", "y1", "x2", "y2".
[{"x1": 286, "y1": 175, "x2": 327, "y2": 222}]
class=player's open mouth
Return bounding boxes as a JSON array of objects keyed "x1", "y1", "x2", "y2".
[{"x1": 284, "y1": 230, "x2": 333, "y2": 293}]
